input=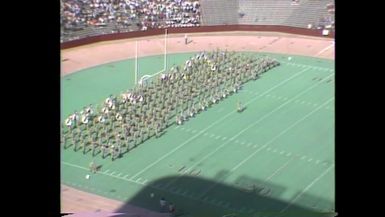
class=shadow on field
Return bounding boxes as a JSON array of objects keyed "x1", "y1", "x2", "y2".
[{"x1": 115, "y1": 170, "x2": 335, "y2": 217}]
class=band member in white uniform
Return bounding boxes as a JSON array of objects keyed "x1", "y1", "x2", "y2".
[
  {"x1": 98, "y1": 115, "x2": 106, "y2": 123},
  {"x1": 116, "y1": 113, "x2": 123, "y2": 122}
]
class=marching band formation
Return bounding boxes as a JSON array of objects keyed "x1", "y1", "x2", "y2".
[{"x1": 61, "y1": 50, "x2": 280, "y2": 160}]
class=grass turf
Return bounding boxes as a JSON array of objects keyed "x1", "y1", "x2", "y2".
[{"x1": 61, "y1": 52, "x2": 334, "y2": 217}]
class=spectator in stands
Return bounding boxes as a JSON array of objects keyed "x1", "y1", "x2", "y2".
[{"x1": 61, "y1": 0, "x2": 201, "y2": 41}]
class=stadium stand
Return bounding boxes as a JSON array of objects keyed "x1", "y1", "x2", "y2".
[
  {"x1": 200, "y1": 0, "x2": 239, "y2": 25},
  {"x1": 61, "y1": 0, "x2": 201, "y2": 42},
  {"x1": 61, "y1": 0, "x2": 334, "y2": 42}
]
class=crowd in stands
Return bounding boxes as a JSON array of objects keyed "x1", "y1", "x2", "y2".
[
  {"x1": 61, "y1": 0, "x2": 201, "y2": 37},
  {"x1": 61, "y1": 50, "x2": 280, "y2": 160}
]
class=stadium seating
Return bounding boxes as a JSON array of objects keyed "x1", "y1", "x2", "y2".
[
  {"x1": 61, "y1": 0, "x2": 334, "y2": 42},
  {"x1": 199, "y1": 0, "x2": 239, "y2": 25}
]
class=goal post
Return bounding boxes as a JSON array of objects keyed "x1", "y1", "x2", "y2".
[{"x1": 136, "y1": 28, "x2": 168, "y2": 85}]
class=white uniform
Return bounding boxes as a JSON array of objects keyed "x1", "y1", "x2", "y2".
[
  {"x1": 81, "y1": 115, "x2": 89, "y2": 124},
  {"x1": 116, "y1": 113, "x2": 122, "y2": 121},
  {"x1": 98, "y1": 116, "x2": 105, "y2": 123},
  {"x1": 65, "y1": 118, "x2": 72, "y2": 127}
]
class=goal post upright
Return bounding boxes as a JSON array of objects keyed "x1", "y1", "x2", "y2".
[
  {"x1": 164, "y1": 28, "x2": 168, "y2": 71},
  {"x1": 135, "y1": 40, "x2": 138, "y2": 85},
  {"x1": 138, "y1": 28, "x2": 168, "y2": 84}
]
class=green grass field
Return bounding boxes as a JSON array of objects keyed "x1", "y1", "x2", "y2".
[{"x1": 61, "y1": 52, "x2": 334, "y2": 217}]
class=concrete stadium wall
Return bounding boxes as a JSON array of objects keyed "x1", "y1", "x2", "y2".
[{"x1": 61, "y1": 25, "x2": 334, "y2": 50}]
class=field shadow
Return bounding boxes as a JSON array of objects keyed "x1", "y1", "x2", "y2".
[{"x1": 114, "y1": 171, "x2": 334, "y2": 217}]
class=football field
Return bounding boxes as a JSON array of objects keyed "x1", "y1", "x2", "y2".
[{"x1": 61, "y1": 52, "x2": 334, "y2": 217}]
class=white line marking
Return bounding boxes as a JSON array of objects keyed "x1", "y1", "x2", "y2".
[
  {"x1": 62, "y1": 162, "x2": 141, "y2": 186},
  {"x1": 215, "y1": 135, "x2": 221, "y2": 140},
  {"x1": 265, "y1": 157, "x2": 294, "y2": 181},
  {"x1": 199, "y1": 97, "x2": 334, "y2": 196},
  {"x1": 117, "y1": 173, "x2": 122, "y2": 177},
  {"x1": 280, "y1": 151, "x2": 285, "y2": 155},
  {"x1": 308, "y1": 158, "x2": 313, "y2": 162},
  {"x1": 281, "y1": 61, "x2": 333, "y2": 71},
  {"x1": 266, "y1": 147, "x2": 272, "y2": 151},
  {"x1": 316, "y1": 43, "x2": 334, "y2": 56},
  {"x1": 316, "y1": 160, "x2": 320, "y2": 164},
  {"x1": 286, "y1": 152, "x2": 292, "y2": 157},
  {"x1": 301, "y1": 156, "x2": 307, "y2": 160},
  {"x1": 128, "y1": 69, "x2": 311, "y2": 180},
  {"x1": 280, "y1": 164, "x2": 334, "y2": 212},
  {"x1": 104, "y1": 169, "x2": 110, "y2": 174},
  {"x1": 123, "y1": 174, "x2": 129, "y2": 179}
]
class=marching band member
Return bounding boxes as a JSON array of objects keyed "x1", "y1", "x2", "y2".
[
  {"x1": 121, "y1": 92, "x2": 128, "y2": 104},
  {"x1": 116, "y1": 113, "x2": 123, "y2": 122},
  {"x1": 81, "y1": 114, "x2": 89, "y2": 124},
  {"x1": 65, "y1": 117, "x2": 73, "y2": 128},
  {"x1": 85, "y1": 104, "x2": 93, "y2": 115},
  {"x1": 98, "y1": 115, "x2": 106, "y2": 123},
  {"x1": 102, "y1": 106, "x2": 109, "y2": 114},
  {"x1": 105, "y1": 95, "x2": 113, "y2": 105},
  {"x1": 176, "y1": 115, "x2": 182, "y2": 125},
  {"x1": 70, "y1": 112, "x2": 79, "y2": 126}
]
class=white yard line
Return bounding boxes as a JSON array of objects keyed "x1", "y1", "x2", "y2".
[
  {"x1": 165, "y1": 74, "x2": 333, "y2": 189},
  {"x1": 128, "y1": 68, "x2": 310, "y2": 180},
  {"x1": 199, "y1": 96, "x2": 334, "y2": 196},
  {"x1": 265, "y1": 157, "x2": 295, "y2": 182},
  {"x1": 316, "y1": 43, "x2": 335, "y2": 56},
  {"x1": 280, "y1": 164, "x2": 334, "y2": 212}
]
